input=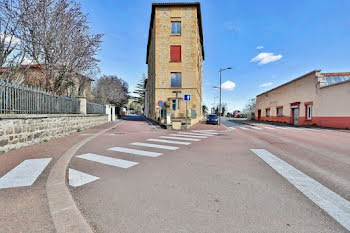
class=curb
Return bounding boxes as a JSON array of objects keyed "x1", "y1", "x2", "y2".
[{"x1": 45, "y1": 120, "x2": 124, "y2": 233}]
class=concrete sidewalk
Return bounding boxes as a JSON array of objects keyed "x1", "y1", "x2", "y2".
[{"x1": 0, "y1": 121, "x2": 117, "y2": 233}]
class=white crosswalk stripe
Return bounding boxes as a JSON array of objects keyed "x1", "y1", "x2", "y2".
[
  {"x1": 108, "y1": 147, "x2": 162, "y2": 157},
  {"x1": 69, "y1": 169, "x2": 99, "y2": 187},
  {"x1": 239, "y1": 127, "x2": 250, "y2": 130},
  {"x1": 172, "y1": 134, "x2": 207, "y2": 138},
  {"x1": 249, "y1": 126, "x2": 262, "y2": 130},
  {"x1": 178, "y1": 132, "x2": 214, "y2": 136},
  {"x1": 264, "y1": 126, "x2": 276, "y2": 129},
  {"x1": 76, "y1": 153, "x2": 138, "y2": 168},
  {"x1": 147, "y1": 139, "x2": 191, "y2": 145},
  {"x1": 131, "y1": 142, "x2": 179, "y2": 150},
  {"x1": 191, "y1": 130, "x2": 218, "y2": 135},
  {"x1": 251, "y1": 149, "x2": 350, "y2": 231},
  {"x1": 160, "y1": 136, "x2": 200, "y2": 141},
  {"x1": 0, "y1": 158, "x2": 52, "y2": 189}
]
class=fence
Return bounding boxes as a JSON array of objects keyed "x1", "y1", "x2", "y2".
[
  {"x1": 87, "y1": 101, "x2": 105, "y2": 114},
  {"x1": 0, "y1": 79, "x2": 80, "y2": 114}
]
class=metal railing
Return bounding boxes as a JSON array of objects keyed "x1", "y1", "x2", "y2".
[
  {"x1": 87, "y1": 101, "x2": 105, "y2": 114},
  {"x1": 0, "y1": 79, "x2": 80, "y2": 114}
]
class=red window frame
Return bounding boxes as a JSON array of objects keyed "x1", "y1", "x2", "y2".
[{"x1": 170, "y1": 45, "x2": 181, "y2": 62}]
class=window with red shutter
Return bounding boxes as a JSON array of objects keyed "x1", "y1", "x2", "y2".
[{"x1": 170, "y1": 46, "x2": 181, "y2": 62}]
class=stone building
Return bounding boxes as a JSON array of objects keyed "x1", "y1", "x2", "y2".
[
  {"x1": 145, "y1": 2, "x2": 204, "y2": 126},
  {"x1": 256, "y1": 70, "x2": 350, "y2": 129}
]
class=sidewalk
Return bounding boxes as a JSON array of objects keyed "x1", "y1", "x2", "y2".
[{"x1": 0, "y1": 121, "x2": 117, "y2": 233}]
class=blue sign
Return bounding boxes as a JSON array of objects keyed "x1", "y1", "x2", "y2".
[
  {"x1": 184, "y1": 94, "x2": 191, "y2": 101},
  {"x1": 157, "y1": 100, "x2": 164, "y2": 107}
]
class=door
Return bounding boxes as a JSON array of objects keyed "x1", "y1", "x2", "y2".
[
  {"x1": 258, "y1": 110, "x2": 261, "y2": 120},
  {"x1": 293, "y1": 108, "x2": 299, "y2": 125}
]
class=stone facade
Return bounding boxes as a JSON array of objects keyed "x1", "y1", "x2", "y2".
[
  {"x1": 0, "y1": 114, "x2": 108, "y2": 154},
  {"x1": 146, "y1": 3, "x2": 204, "y2": 126}
]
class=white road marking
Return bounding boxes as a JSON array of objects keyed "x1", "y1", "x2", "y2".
[
  {"x1": 147, "y1": 139, "x2": 191, "y2": 145},
  {"x1": 68, "y1": 169, "x2": 99, "y2": 187},
  {"x1": 76, "y1": 153, "x2": 138, "y2": 168},
  {"x1": 191, "y1": 130, "x2": 218, "y2": 135},
  {"x1": 131, "y1": 142, "x2": 178, "y2": 150},
  {"x1": 160, "y1": 136, "x2": 200, "y2": 141},
  {"x1": 0, "y1": 158, "x2": 52, "y2": 189},
  {"x1": 264, "y1": 127, "x2": 276, "y2": 129},
  {"x1": 275, "y1": 126, "x2": 290, "y2": 130},
  {"x1": 178, "y1": 132, "x2": 214, "y2": 136},
  {"x1": 172, "y1": 134, "x2": 207, "y2": 138},
  {"x1": 229, "y1": 127, "x2": 237, "y2": 130},
  {"x1": 108, "y1": 147, "x2": 162, "y2": 157},
  {"x1": 239, "y1": 127, "x2": 250, "y2": 130},
  {"x1": 250, "y1": 149, "x2": 350, "y2": 231},
  {"x1": 194, "y1": 129, "x2": 216, "y2": 132},
  {"x1": 249, "y1": 126, "x2": 262, "y2": 130}
]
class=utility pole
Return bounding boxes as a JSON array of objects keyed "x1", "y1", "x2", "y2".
[{"x1": 218, "y1": 67, "x2": 232, "y2": 125}]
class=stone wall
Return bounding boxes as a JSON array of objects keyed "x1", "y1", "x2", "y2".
[{"x1": 0, "y1": 114, "x2": 108, "y2": 154}]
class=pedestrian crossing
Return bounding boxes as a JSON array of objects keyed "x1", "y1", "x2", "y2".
[
  {"x1": 228, "y1": 124, "x2": 327, "y2": 133},
  {"x1": 68, "y1": 129, "x2": 216, "y2": 188}
]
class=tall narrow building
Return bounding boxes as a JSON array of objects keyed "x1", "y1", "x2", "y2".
[{"x1": 145, "y1": 2, "x2": 204, "y2": 127}]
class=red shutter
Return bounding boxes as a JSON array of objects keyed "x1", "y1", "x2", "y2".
[{"x1": 170, "y1": 46, "x2": 181, "y2": 62}]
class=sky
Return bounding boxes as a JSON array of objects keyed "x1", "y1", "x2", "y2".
[{"x1": 78, "y1": 0, "x2": 350, "y2": 111}]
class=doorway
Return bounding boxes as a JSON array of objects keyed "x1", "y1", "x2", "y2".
[
  {"x1": 292, "y1": 108, "x2": 299, "y2": 125},
  {"x1": 258, "y1": 110, "x2": 261, "y2": 120}
]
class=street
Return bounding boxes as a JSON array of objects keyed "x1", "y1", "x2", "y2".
[{"x1": 63, "y1": 116, "x2": 349, "y2": 232}]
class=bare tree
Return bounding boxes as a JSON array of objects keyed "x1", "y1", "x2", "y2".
[
  {"x1": 18, "y1": 0, "x2": 102, "y2": 93},
  {"x1": 0, "y1": 0, "x2": 29, "y2": 82},
  {"x1": 93, "y1": 75, "x2": 129, "y2": 106},
  {"x1": 243, "y1": 98, "x2": 256, "y2": 119}
]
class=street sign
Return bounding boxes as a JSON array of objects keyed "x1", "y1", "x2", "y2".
[
  {"x1": 184, "y1": 94, "x2": 191, "y2": 101},
  {"x1": 157, "y1": 100, "x2": 164, "y2": 107}
]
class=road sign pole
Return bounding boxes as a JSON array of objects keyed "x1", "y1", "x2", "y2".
[{"x1": 186, "y1": 101, "x2": 188, "y2": 130}]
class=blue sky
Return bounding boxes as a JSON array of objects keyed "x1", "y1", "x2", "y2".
[{"x1": 78, "y1": 0, "x2": 350, "y2": 111}]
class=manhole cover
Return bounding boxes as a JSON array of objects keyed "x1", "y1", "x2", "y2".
[{"x1": 113, "y1": 132, "x2": 125, "y2": 135}]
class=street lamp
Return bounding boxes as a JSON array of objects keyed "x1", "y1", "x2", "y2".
[{"x1": 218, "y1": 67, "x2": 232, "y2": 125}]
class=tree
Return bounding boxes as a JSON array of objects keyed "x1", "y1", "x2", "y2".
[
  {"x1": 202, "y1": 104, "x2": 208, "y2": 115},
  {"x1": 17, "y1": 0, "x2": 102, "y2": 93},
  {"x1": 92, "y1": 75, "x2": 129, "y2": 106},
  {"x1": 243, "y1": 98, "x2": 256, "y2": 119},
  {"x1": 0, "y1": 0, "x2": 29, "y2": 82},
  {"x1": 133, "y1": 73, "x2": 146, "y2": 105}
]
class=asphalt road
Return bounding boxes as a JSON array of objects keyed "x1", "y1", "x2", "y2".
[{"x1": 67, "y1": 116, "x2": 350, "y2": 233}]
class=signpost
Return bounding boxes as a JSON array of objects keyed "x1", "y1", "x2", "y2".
[
  {"x1": 157, "y1": 100, "x2": 164, "y2": 123},
  {"x1": 184, "y1": 94, "x2": 191, "y2": 130}
]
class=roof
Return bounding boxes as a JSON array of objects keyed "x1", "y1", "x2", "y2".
[
  {"x1": 321, "y1": 72, "x2": 350, "y2": 76},
  {"x1": 146, "y1": 2, "x2": 204, "y2": 64},
  {"x1": 319, "y1": 72, "x2": 350, "y2": 87},
  {"x1": 257, "y1": 70, "x2": 320, "y2": 97}
]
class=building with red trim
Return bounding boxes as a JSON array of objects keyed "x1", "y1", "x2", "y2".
[{"x1": 255, "y1": 70, "x2": 350, "y2": 129}]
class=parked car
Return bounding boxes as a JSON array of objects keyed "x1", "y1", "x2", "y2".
[{"x1": 207, "y1": 114, "x2": 218, "y2": 125}]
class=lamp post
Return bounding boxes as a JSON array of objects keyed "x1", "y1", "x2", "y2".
[{"x1": 218, "y1": 67, "x2": 232, "y2": 125}]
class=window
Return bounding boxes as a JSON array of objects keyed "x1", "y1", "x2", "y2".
[
  {"x1": 171, "y1": 72, "x2": 181, "y2": 87},
  {"x1": 306, "y1": 105, "x2": 312, "y2": 120},
  {"x1": 266, "y1": 109, "x2": 270, "y2": 117},
  {"x1": 172, "y1": 99, "x2": 179, "y2": 110},
  {"x1": 170, "y1": 46, "x2": 181, "y2": 62},
  {"x1": 171, "y1": 22, "x2": 181, "y2": 34},
  {"x1": 277, "y1": 107, "x2": 283, "y2": 116}
]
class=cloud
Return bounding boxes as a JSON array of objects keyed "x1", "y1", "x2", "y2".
[
  {"x1": 0, "y1": 33, "x2": 21, "y2": 45},
  {"x1": 260, "y1": 82, "x2": 273, "y2": 87},
  {"x1": 256, "y1": 46, "x2": 264, "y2": 50},
  {"x1": 250, "y1": 52, "x2": 282, "y2": 65},
  {"x1": 221, "y1": 80, "x2": 236, "y2": 91}
]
